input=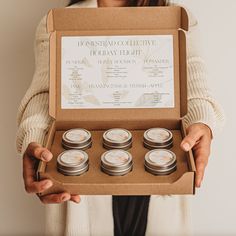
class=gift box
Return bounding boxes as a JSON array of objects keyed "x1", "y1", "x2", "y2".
[{"x1": 37, "y1": 6, "x2": 196, "y2": 196}]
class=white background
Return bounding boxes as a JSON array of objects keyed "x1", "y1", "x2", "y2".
[{"x1": 0, "y1": 0, "x2": 236, "y2": 235}]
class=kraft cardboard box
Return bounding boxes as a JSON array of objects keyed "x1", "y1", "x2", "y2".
[{"x1": 37, "y1": 6, "x2": 196, "y2": 196}]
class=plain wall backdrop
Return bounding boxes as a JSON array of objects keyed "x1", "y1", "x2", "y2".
[{"x1": 0, "y1": 0, "x2": 235, "y2": 235}]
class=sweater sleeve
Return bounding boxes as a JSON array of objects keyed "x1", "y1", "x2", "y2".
[
  {"x1": 182, "y1": 7, "x2": 225, "y2": 136},
  {"x1": 16, "y1": 15, "x2": 52, "y2": 155}
]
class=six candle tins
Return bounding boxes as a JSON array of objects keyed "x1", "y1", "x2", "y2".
[{"x1": 57, "y1": 128, "x2": 178, "y2": 177}]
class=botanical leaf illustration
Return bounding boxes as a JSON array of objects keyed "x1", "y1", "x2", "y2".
[
  {"x1": 83, "y1": 95, "x2": 101, "y2": 106},
  {"x1": 134, "y1": 93, "x2": 162, "y2": 107},
  {"x1": 82, "y1": 57, "x2": 92, "y2": 68}
]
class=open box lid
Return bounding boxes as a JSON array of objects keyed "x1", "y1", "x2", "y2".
[{"x1": 47, "y1": 6, "x2": 189, "y2": 124}]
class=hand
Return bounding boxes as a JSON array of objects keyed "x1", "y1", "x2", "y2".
[
  {"x1": 23, "y1": 142, "x2": 81, "y2": 204},
  {"x1": 180, "y1": 123, "x2": 212, "y2": 188}
]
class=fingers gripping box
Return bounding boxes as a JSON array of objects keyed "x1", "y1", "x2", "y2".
[{"x1": 37, "y1": 6, "x2": 196, "y2": 196}]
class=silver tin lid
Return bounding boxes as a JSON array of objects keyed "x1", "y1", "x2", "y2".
[
  {"x1": 57, "y1": 150, "x2": 89, "y2": 176},
  {"x1": 62, "y1": 128, "x2": 92, "y2": 150},
  {"x1": 101, "y1": 150, "x2": 133, "y2": 176},
  {"x1": 144, "y1": 149, "x2": 177, "y2": 175},
  {"x1": 103, "y1": 128, "x2": 132, "y2": 150},
  {"x1": 143, "y1": 128, "x2": 173, "y2": 149}
]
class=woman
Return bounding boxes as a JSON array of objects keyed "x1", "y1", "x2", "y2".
[{"x1": 16, "y1": 0, "x2": 225, "y2": 235}]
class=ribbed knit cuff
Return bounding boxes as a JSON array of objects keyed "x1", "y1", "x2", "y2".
[
  {"x1": 183, "y1": 99, "x2": 217, "y2": 137},
  {"x1": 20, "y1": 128, "x2": 47, "y2": 156},
  {"x1": 185, "y1": 56, "x2": 226, "y2": 137}
]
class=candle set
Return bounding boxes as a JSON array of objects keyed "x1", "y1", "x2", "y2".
[{"x1": 57, "y1": 128, "x2": 177, "y2": 176}]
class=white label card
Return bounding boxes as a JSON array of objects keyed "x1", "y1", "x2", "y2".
[{"x1": 61, "y1": 35, "x2": 174, "y2": 109}]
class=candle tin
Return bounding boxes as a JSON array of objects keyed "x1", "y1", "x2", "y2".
[
  {"x1": 57, "y1": 150, "x2": 89, "y2": 176},
  {"x1": 101, "y1": 150, "x2": 133, "y2": 176},
  {"x1": 62, "y1": 128, "x2": 92, "y2": 150},
  {"x1": 144, "y1": 149, "x2": 177, "y2": 175},
  {"x1": 143, "y1": 128, "x2": 173, "y2": 149},
  {"x1": 103, "y1": 128, "x2": 132, "y2": 150}
]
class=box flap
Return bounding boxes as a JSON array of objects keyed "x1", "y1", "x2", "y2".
[
  {"x1": 48, "y1": 6, "x2": 188, "y2": 124},
  {"x1": 47, "y1": 6, "x2": 189, "y2": 33}
]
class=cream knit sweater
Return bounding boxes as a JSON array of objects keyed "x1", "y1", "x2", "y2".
[{"x1": 16, "y1": 0, "x2": 225, "y2": 235}]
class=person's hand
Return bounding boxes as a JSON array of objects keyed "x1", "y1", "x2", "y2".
[
  {"x1": 180, "y1": 123, "x2": 212, "y2": 188},
  {"x1": 23, "y1": 142, "x2": 81, "y2": 204}
]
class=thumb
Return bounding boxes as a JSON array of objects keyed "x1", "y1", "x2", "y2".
[
  {"x1": 181, "y1": 128, "x2": 202, "y2": 152},
  {"x1": 25, "y1": 142, "x2": 53, "y2": 162}
]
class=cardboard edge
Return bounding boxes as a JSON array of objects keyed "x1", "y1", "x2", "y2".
[
  {"x1": 173, "y1": 171, "x2": 194, "y2": 194},
  {"x1": 180, "y1": 120, "x2": 196, "y2": 194},
  {"x1": 180, "y1": 120, "x2": 196, "y2": 172},
  {"x1": 47, "y1": 10, "x2": 54, "y2": 33},
  {"x1": 37, "y1": 121, "x2": 56, "y2": 196},
  {"x1": 179, "y1": 30, "x2": 188, "y2": 117},
  {"x1": 49, "y1": 32, "x2": 57, "y2": 119},
  {"x1": 38, "y1": 171, "x2": 195, "y2": 196},
  {"x1": 181, "y1": 7, "x2": 189, "y2": 31}
]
